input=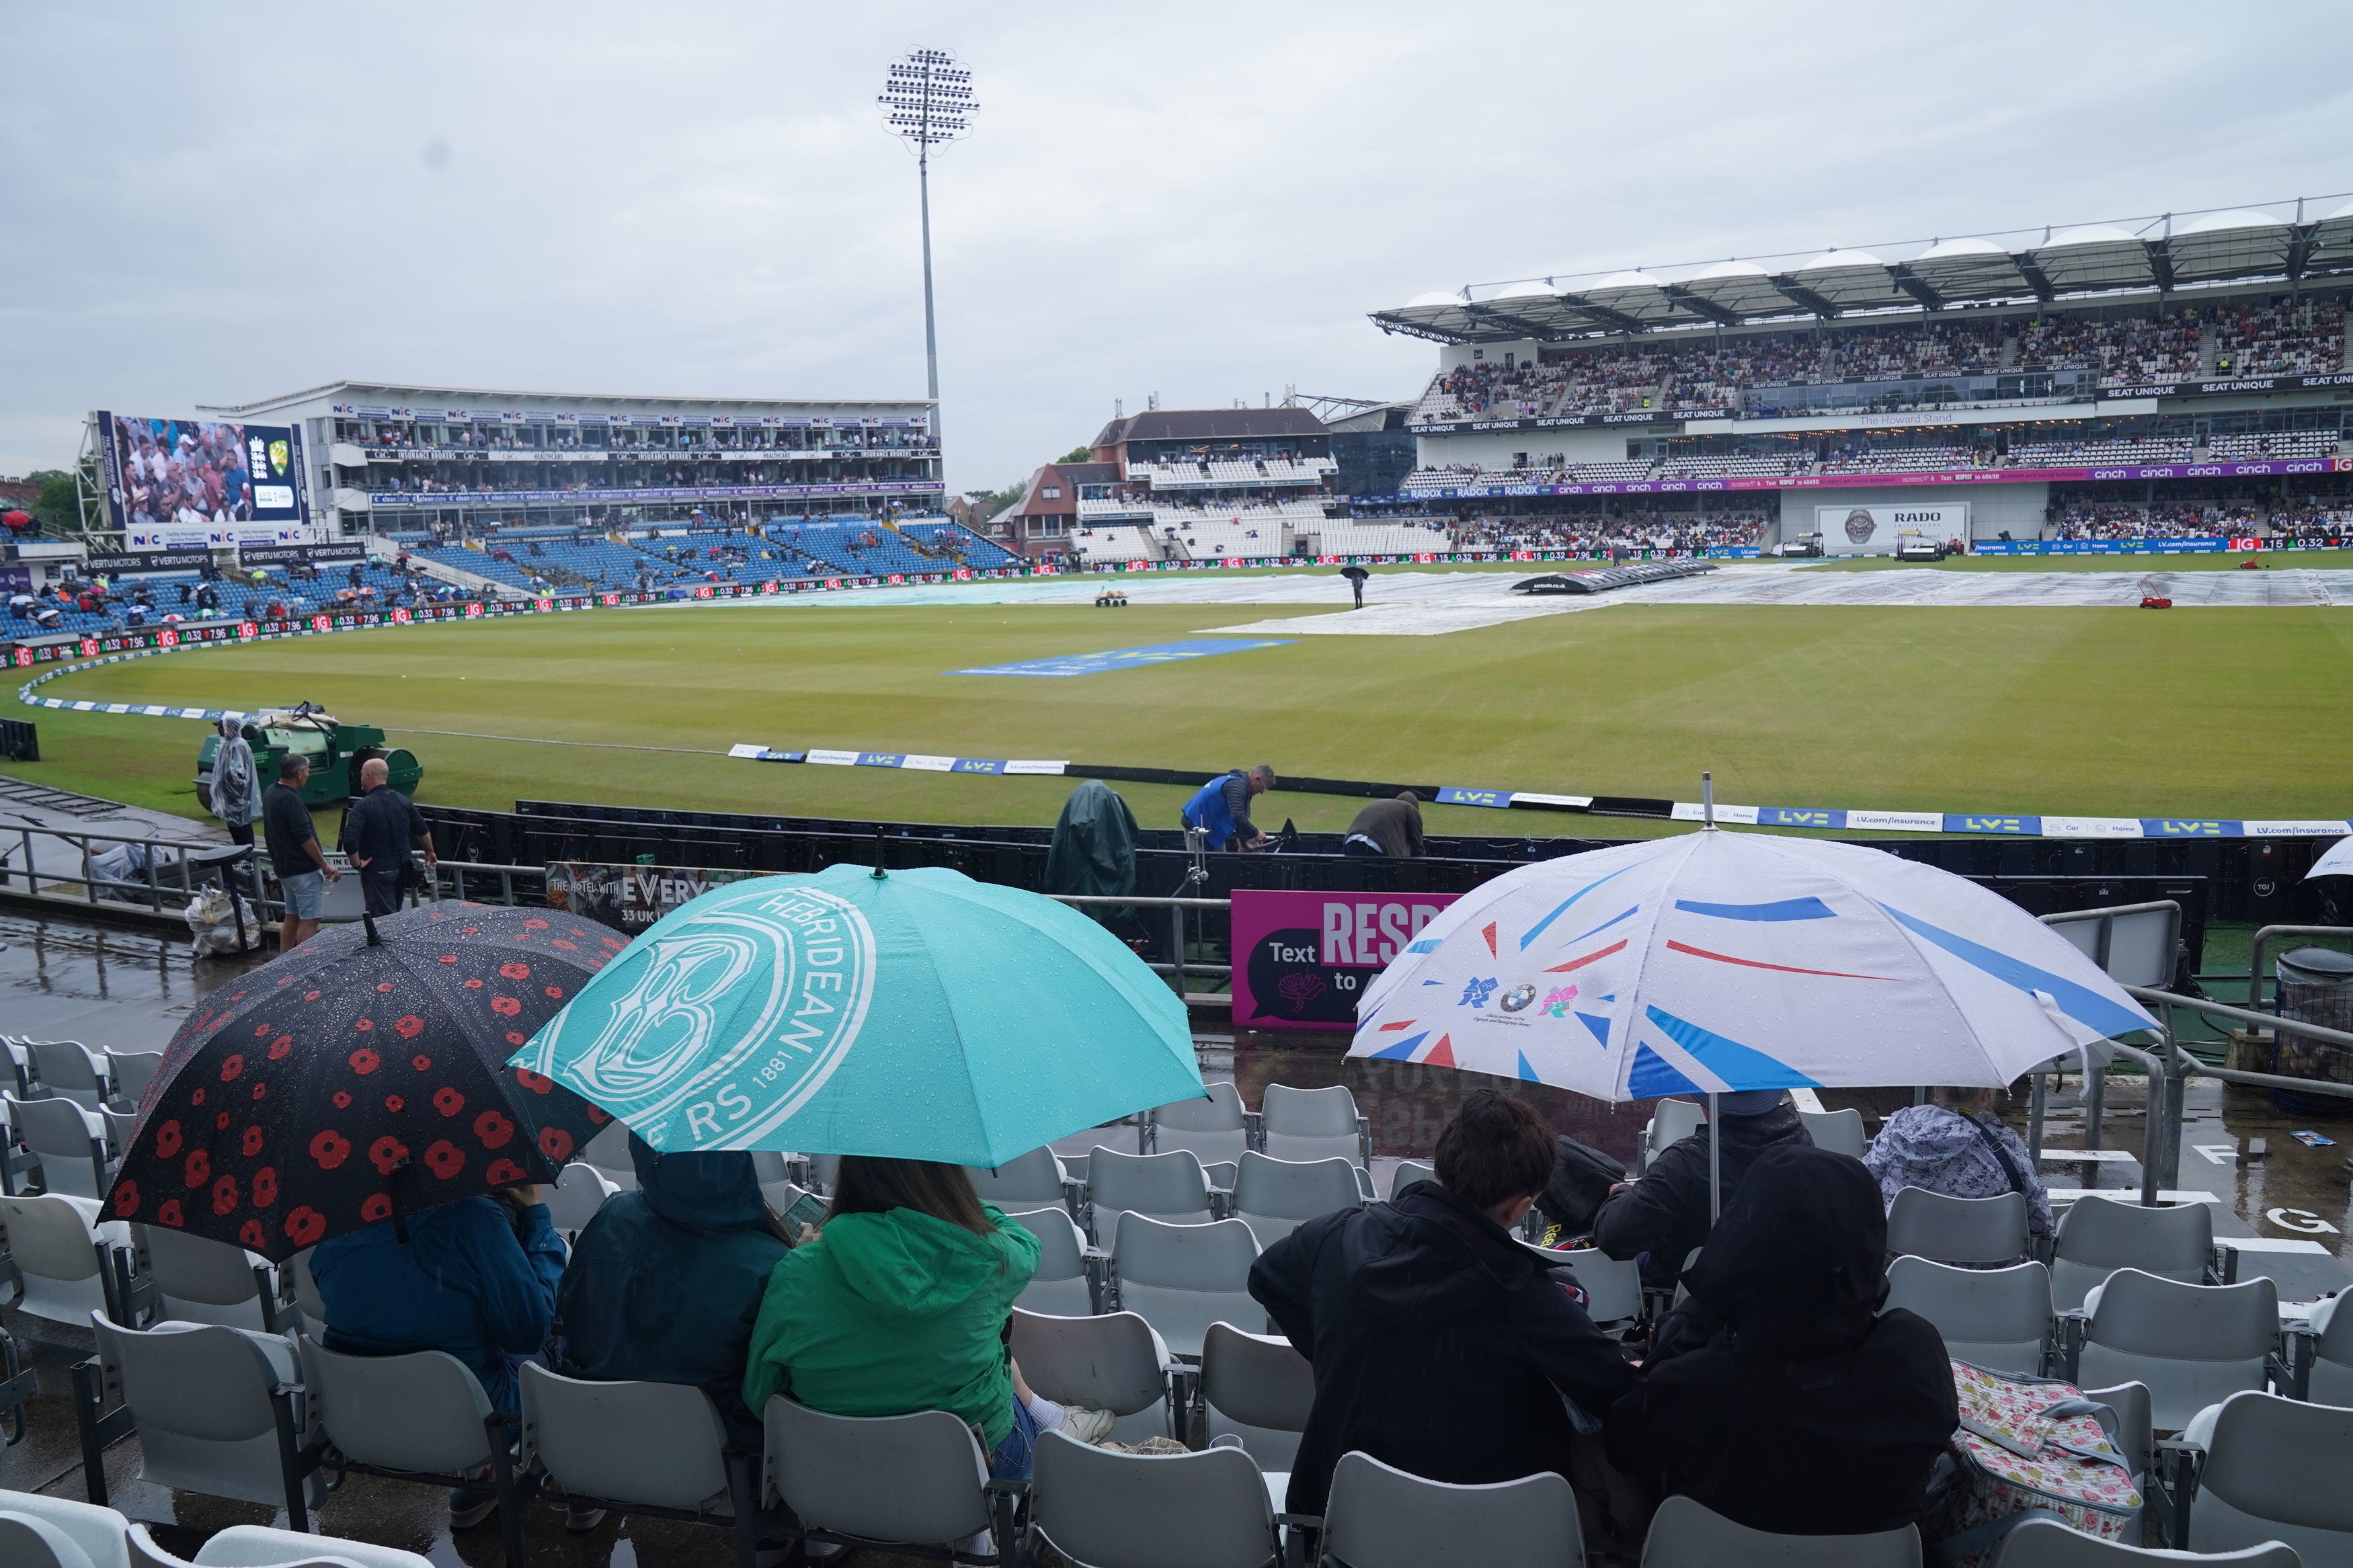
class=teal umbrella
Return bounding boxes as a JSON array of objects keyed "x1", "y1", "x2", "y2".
[{"x1": 508, "y1": 863, "x2": 1202, "y2": 1166}]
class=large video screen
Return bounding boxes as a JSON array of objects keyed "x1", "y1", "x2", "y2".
[{"x1": 96, "y1": 411, "x2": 309, "y2": 544}]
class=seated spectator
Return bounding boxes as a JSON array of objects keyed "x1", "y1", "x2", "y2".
[
  {"x1": 742, "y1": 1157, "x2": 1097, "y2": 1483},
  {"x1": 311, "y1": 1182, "x2": 565, "y2": 1528},
  {"x1": 553, "y1": 1135, "x2": 789, "y2": 1448},
  {"x1": 1590, "y1": 1089, "x2": 1812, "y2": 1286},
  {"x1": 1248, "y1": 1089, "x2": 1637, "y2": 1516},
  {"x1": 1603, "y1": 1145, "x2": 1959, "y2": 1536},
  {"x1": 1864, "y1": 1086, "x2": 2055, "y2": 1237}
]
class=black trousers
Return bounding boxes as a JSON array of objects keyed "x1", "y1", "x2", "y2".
[{"x1": 360, "y1": 866, "x2": 406, "y2": 917}]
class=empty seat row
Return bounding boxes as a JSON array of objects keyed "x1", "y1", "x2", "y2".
[
  {"x1": 1888, "y1": 1186, "x2": 2214, "y2": 1309},
  {"x1": 0, "y1": 1488, "x2": 430, "y2": 1568}
]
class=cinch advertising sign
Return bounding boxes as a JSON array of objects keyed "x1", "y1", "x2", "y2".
[{"x1": 1232, "y1": 889, "x2": 1460, "y2": 1031}]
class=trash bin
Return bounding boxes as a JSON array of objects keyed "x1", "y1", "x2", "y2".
[{"x1": 2270, "y1": 946, "x2": 2353, "y2": 1116}]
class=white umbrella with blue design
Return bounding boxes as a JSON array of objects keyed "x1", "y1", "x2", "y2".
[
  {"x1": 1350, "y1": 788, "x2": 2159, "y2": 1214},
  {"x1": 2307, "y1": 835, "x2": 2353, "y2": 879}
]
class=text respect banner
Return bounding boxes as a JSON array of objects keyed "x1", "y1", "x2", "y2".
[{"x1": 1232, "y1": 889, "x2": 1460, "y2": 1031}]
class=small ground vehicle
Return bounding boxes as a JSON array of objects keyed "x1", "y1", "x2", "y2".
[{"x1": 194, "y1": 702, "x2": 422, "y2": 809}]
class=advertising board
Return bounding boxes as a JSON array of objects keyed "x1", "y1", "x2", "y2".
[
  {"x1": 1231, "y1": 889, "x2": 1460, "y2": 1030},
  {"x1": 543, "y1": 861, "x2": 765, "y2": 935},
  {"x1": 1812, "y1": 503, "x2": 1968, "y2": 554}
]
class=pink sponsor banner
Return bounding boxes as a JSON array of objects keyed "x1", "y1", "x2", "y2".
[{"x1": 1232, "y1": 889, "x2": 1460, "y2": 1031}]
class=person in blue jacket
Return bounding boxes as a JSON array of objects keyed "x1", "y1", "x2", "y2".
[
  {"x1": 1181, "y1": 764, "x2": 1276, "y2": 850},
  {"x1": 310, "y1": 1183, "x2": 566, "y2": 1529},
  {"x1": 552, "y1": 1135, "x2": 790, "y2": 1451}
]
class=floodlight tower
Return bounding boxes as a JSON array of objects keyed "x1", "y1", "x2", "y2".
[{"x1": 877, "y1": 48, "x2": 978, "y2": 444}]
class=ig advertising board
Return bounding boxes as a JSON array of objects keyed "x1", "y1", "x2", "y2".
[
  {"x1": 1231, "y1": 889, "x2": 1460, "y2": 1030},
  {"x1": 544, "y1": 862, "x2": 765, "y2": 936},
  {"x1": 96, "y1": 410, "x2": 310, "y2": 542},
  {"x1": 1812, "y1": 502, "x2": 1968, "y2": 554}
]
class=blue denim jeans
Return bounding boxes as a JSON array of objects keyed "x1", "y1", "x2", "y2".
[{"x1": 987, "y1": 1393, "x2": 1041, "y2": 1481}]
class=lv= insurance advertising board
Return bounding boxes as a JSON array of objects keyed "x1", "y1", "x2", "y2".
[{"x1": 1232, "y1": 889, "x2": 1460, "y2": 1030}]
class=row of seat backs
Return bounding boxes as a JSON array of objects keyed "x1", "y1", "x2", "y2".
[
  {"x1": 0, "y1": 1488, "x2": 430, "y2": 1568},
  {"x1": 1147, "y1": 1081, "x2": 1370, "y2": 1167},
  {"x1": 1642, "y1": 1098, "x2": 1867, "y2": 1163},
  {"x1": 1888, "y1": 1186, "x2": 2213, "y2": 1303},
  {"x1": 1, "y1": 1039, "x2": 159, "y2": 1111}
]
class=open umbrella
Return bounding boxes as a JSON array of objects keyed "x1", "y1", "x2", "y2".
[
  {"x1": 2307, "y1": 835, "x2": 2353, "y2": 879},
  {"x1": 108, "y1": 904, "x2": 625, "y2": 1260},
  {"x1": 1350, "y1": 819, "x2": 2158, "y2": 1214},
  {"x1": 510, "y1": 863, "x2": 1202, "y2": 1165}
]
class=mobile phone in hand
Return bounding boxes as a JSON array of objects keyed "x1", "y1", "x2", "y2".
[{"x1": 783, "y1": 1190, "x2": 828, "y2": 1239}]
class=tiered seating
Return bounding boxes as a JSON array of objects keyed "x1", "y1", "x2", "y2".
[
  {"x1": 1820, "y1": 445, "x2": 1975, "y2": 474},
  {"x1": 1316, "y1": 521, "x2": 1455, "y2": 554},
  {"x1": 2011, "y1": 439, "x2": 2197, "y2": 466},
  {"x1": 1072, "y1": 526, "x2": 1162, "y2": 565},
  {"x1": 1154, "y1": 516, "x2": 1290, "y2": 560},
  {"x1": 898, "y1": 518, "x2": 1021, "y2": 569},
  {"x1": 2208, "y1": 431, "x2": 2338, "y2": 460}
]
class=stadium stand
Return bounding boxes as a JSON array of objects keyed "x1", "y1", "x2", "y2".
[{"x1": 1070, "y1": 526, "x2": 1163, "y2": 565}]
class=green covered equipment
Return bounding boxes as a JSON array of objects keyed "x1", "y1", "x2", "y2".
[{"x1": 195, "y1": 703, "x2": 422, "y2": 809}]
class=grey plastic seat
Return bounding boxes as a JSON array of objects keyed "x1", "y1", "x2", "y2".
[
  {"x1": 1004, "y1": 1206, "x2": 1099, "y2": 1317},
  {"x1": 1993, "y1": 1515, "x2": 2295, "y2": 1565},
  {"x1": 138, "y1": 1225, "x2": 279, "y2": 1331},
  {"x1": 547, "y1": 1161, "x2": 618, "y2": 1237},
  {"x1": 1642, "y1": 1098, "x2": 1706, "y2": 1173},
  {"x1": 1884, "y1": 1257, "x2": 2053, "y2": 1376},
  {"x1": 1886, "y1": 1186, "x2": 2030, "y2": 1268},
  {"x1": 1201, "y1": 1321, "x2": 1312, "y2": 1471},
  {"x1": 1639, "y1": 1493, "x2": 1921, "y2": 1565},
  {"x1": 1324, "y1": 1449, "x2": 1585, "y2": 1568},
  {"x1": 1, "y1": 1193, "x2": 117, "y2": 1326},
  {"x1": 0, "y1": 1492, "x2": 133, "y2": 1568},
  {"x1": 104, "y1": 1052, "x2": 162, "y2": 1112},
  {"x1": 284, "y1": 1248, "x2": 328, "y2": 1333},
  {"x1": 762, "y1": 1397, "x2": 1008, "y2": 1556},
  {"x1": 1013, "y1": 1307, "x2": 1177, "y2": 1446},
  {"x1": 521, "y1": 1364, "x2": 736, "y2": 1513},
  {"x1": 1148, "y1": 1083, "x2": 1251, "y2": 1180},
  {"x1": 579, "y1": 1118, "x2": 637, "y2": 1191},
  {"x1": 1111, "y1": 1215, "x2": 1263, "y2": 1359},
  {"x1": 1553, "y1": 1248, "x2": 1644, "y2": 1326},
  {"x1": 1799, "y1": 1106, "x2": 1868, "y2": 1159},
  {"x1": 1032, "y1": 1428, "x2": 1280, "y2": 1568},
  {"x1": 1088, "y1": 1146, "x2": 1214, "y2": 1247},
  {"x1": 296, "y1": 1335, "x2": 522, "y2": 1565},
  {"x1": 2081, "y1": 1380, "x2": 2154, "y2": 1489},
  {"x1": 1260, "y1": 1084, "x2": 1368, "y2": 1167},
  {"x1": 2052, "y1": 1196, "x2": 2213, "y2": 1314},
  {"x1": 2077, "y1": 1271, "x2": 2277, "y2": 1434},
  {"x1": 967, "y1": 1146, "x2": 1076, "y2": 1210},
  {"x1": 2309, "y1": 1293, "x2": 2353, "y2": 1407},
  {"x1": 0, "y1": 1514, "x2": 101, "y2": 1568},
  {"x1": 2180, "y1": 1390, "x2": 2353, "y2": 1565},
  {"x1": 1384, "y1": 1160, "x2": 1435, "y2": 1200},
  {"x1": 128, "y1": 1520, "x2": 435, "y2": 1567},
  {"x1": 29, "y1": 1042, "x2": 111, "y2": 1111},
  {"x1": 6, "y1": 1094, "x2": 112, "y2": 1200},
  {"x1": 1230, "y1": 1152, "x2": 1362, "y2": 1250},
  {"x1": 91, "y1": 1315, "x2": 321, "y2": 1518}
]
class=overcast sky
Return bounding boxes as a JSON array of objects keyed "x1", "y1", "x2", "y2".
[{"x1": 5, "y1": 2, "x2": 2350, "y2": 495}]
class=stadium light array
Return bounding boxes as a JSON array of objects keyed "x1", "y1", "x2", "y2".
[{"x1": 877, "y1": 48, "x2": 980, "y2": 440}]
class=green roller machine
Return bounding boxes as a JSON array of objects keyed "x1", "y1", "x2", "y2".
[{"x1": 195, "y1": 702, "x2": 422, "y2": 810}]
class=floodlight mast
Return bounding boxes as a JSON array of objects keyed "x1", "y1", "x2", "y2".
[{"x1": 877, "y1": 48, "x2": 978, "y2": 449}]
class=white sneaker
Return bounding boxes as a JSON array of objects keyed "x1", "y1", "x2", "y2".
[{"x1": 1059, "y1": 1405, "x2": 1117, "y2": 1444}]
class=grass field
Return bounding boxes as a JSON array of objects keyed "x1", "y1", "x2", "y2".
[{"x1": 7, "y1": 577, "x2": 2351, "y2": 835}]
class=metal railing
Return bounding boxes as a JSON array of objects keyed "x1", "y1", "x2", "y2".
[
  {"x1": 0, "y1": 819, "x2": 227, "y2": 917},
  {"x1": 2247, "y1": 925, "x2": 2353, "y2": 1014},
  {"x1": 1046, "y1": 893, "x2": 1232, "y2": 999}
]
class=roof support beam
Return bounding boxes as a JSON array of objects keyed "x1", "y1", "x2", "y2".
[
  {"x1": 1460, "y1": 304, "x2": 1568, "y2": 342},
  {"x1": 2143, "y1": 239, "x2": 2176, "y2": 293},
  {"x1": 1884, "y1": 264, "x2": 1946, "y2": 311},
  {"x1": 1765, "y1": 278, "x2": 1843, "y2": 319},
  {"x1": 1659, "y1": 286, "x2": 1740, "y2": 326},
  {"x1": 1553, "y1": 297, "x2": 1649, "y2": 335},
  {"x1": 2284, "y1": 223, "x2": 2315, "y2": 284},
  {"x1": 2011, "y1": 254, "x2": 2057, "y2": 302}
]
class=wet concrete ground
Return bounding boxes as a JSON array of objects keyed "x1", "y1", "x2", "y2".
[{"x1": 3, "y1": 911, "x2": 2347, "y2": 1563}]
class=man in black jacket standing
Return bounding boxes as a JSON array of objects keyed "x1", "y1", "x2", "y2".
[
  {"x1": 342, "y1": 757, "x2": 436, "y2": 917},
  {"x1": 1590, "y1": 1089, "x2": 1812, "y2": 1288},
  {"x1": 1248, "y1": 1090, "x2": 1636, "y2": 1516}
]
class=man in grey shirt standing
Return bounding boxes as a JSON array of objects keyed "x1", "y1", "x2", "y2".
[{"x1": 262, "y1": 754, "x2": 337, "y2": 952}]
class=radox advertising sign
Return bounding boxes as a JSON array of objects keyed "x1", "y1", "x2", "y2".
[{"x1": 1232, "y1": 889, "x2": 1460, "y2": 1030}]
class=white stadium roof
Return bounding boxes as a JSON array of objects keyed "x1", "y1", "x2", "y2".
[{"x1": 1371, "y1": 194, "x2": 2353, "y2": 344}]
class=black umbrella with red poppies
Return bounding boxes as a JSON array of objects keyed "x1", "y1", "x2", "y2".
[{"x1": 108, "y1": 902, "x2": 629, "y2": 1262}]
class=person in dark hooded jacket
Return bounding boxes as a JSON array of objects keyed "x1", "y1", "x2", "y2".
[
  {"x1": 1590, "y1": 1089, "x2": 1812, "y2": 1287},
  {"x1": 1603, "y1": 1144, "x2": 1959, "y2": 1538},
  {"x1": 1248, "y1": 1089, "x2": 1637, "y2": 1516},
  {"x1": 553, "y1": 1134, "x2": 790, "y2": 1448}
]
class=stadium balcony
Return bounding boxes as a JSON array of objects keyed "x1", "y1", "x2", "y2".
[
  {"x1": 2008, "y1": 438, "x2": 2196, "y2": 466},
  {"x1": 1818, "y1": 446, "x2": 1977, "y2": 474},
  {"x1": 1312, "y1": 520, "x2": 1456, "y2": 554},
  {"x1": 1071, "y1": 525, "x2": 1163, "y2": 565},
  {"x1": 1126, "y1": 456, "x2": 1334, "y2": 490},
  {"x1": 1152, "y1": 515, "x2": 1293, "y2": 561},
  {"x1": 2208, "y1": 431, "x2": 2340, "y2": 459}
]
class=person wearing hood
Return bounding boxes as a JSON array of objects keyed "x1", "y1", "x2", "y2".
[
  {"x1": 1247, "y1": 1089, "x2": 1638, "y2": 1516},
  {"x1": 209, "y1": 716, "x2": 262, "y2": 849},
  {"x1": 1603, "y1": 1144, "x2": 1959, "y2": 1538},
  {"x1": 1864, "y1": 1086, "x2": 2054, "y2": 1237},
  {"x1": 553, "y1": 1135, "x2": 791, "y2": 1450},
  {"x1": 742, "y1": 1157, "x2": 1090, "y2": 1482},
  {"x1": 1589, "y1": 1089, "x2": 1812, "y2": 1288}
]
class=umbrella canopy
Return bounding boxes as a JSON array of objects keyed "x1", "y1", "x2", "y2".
[
  {"x1": 2307, "y1": 834, "x2": 2353, "y2": 879},
  {"x1": 1350, "y1": 830, "x2": 2157, "y2": 1099},
  {"x1": 512, "y1": 863, "x2": 1202, "y2": 1165},
  {"x1": 109, "y1": 904, "x2": 624, "y2": 1260}
]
